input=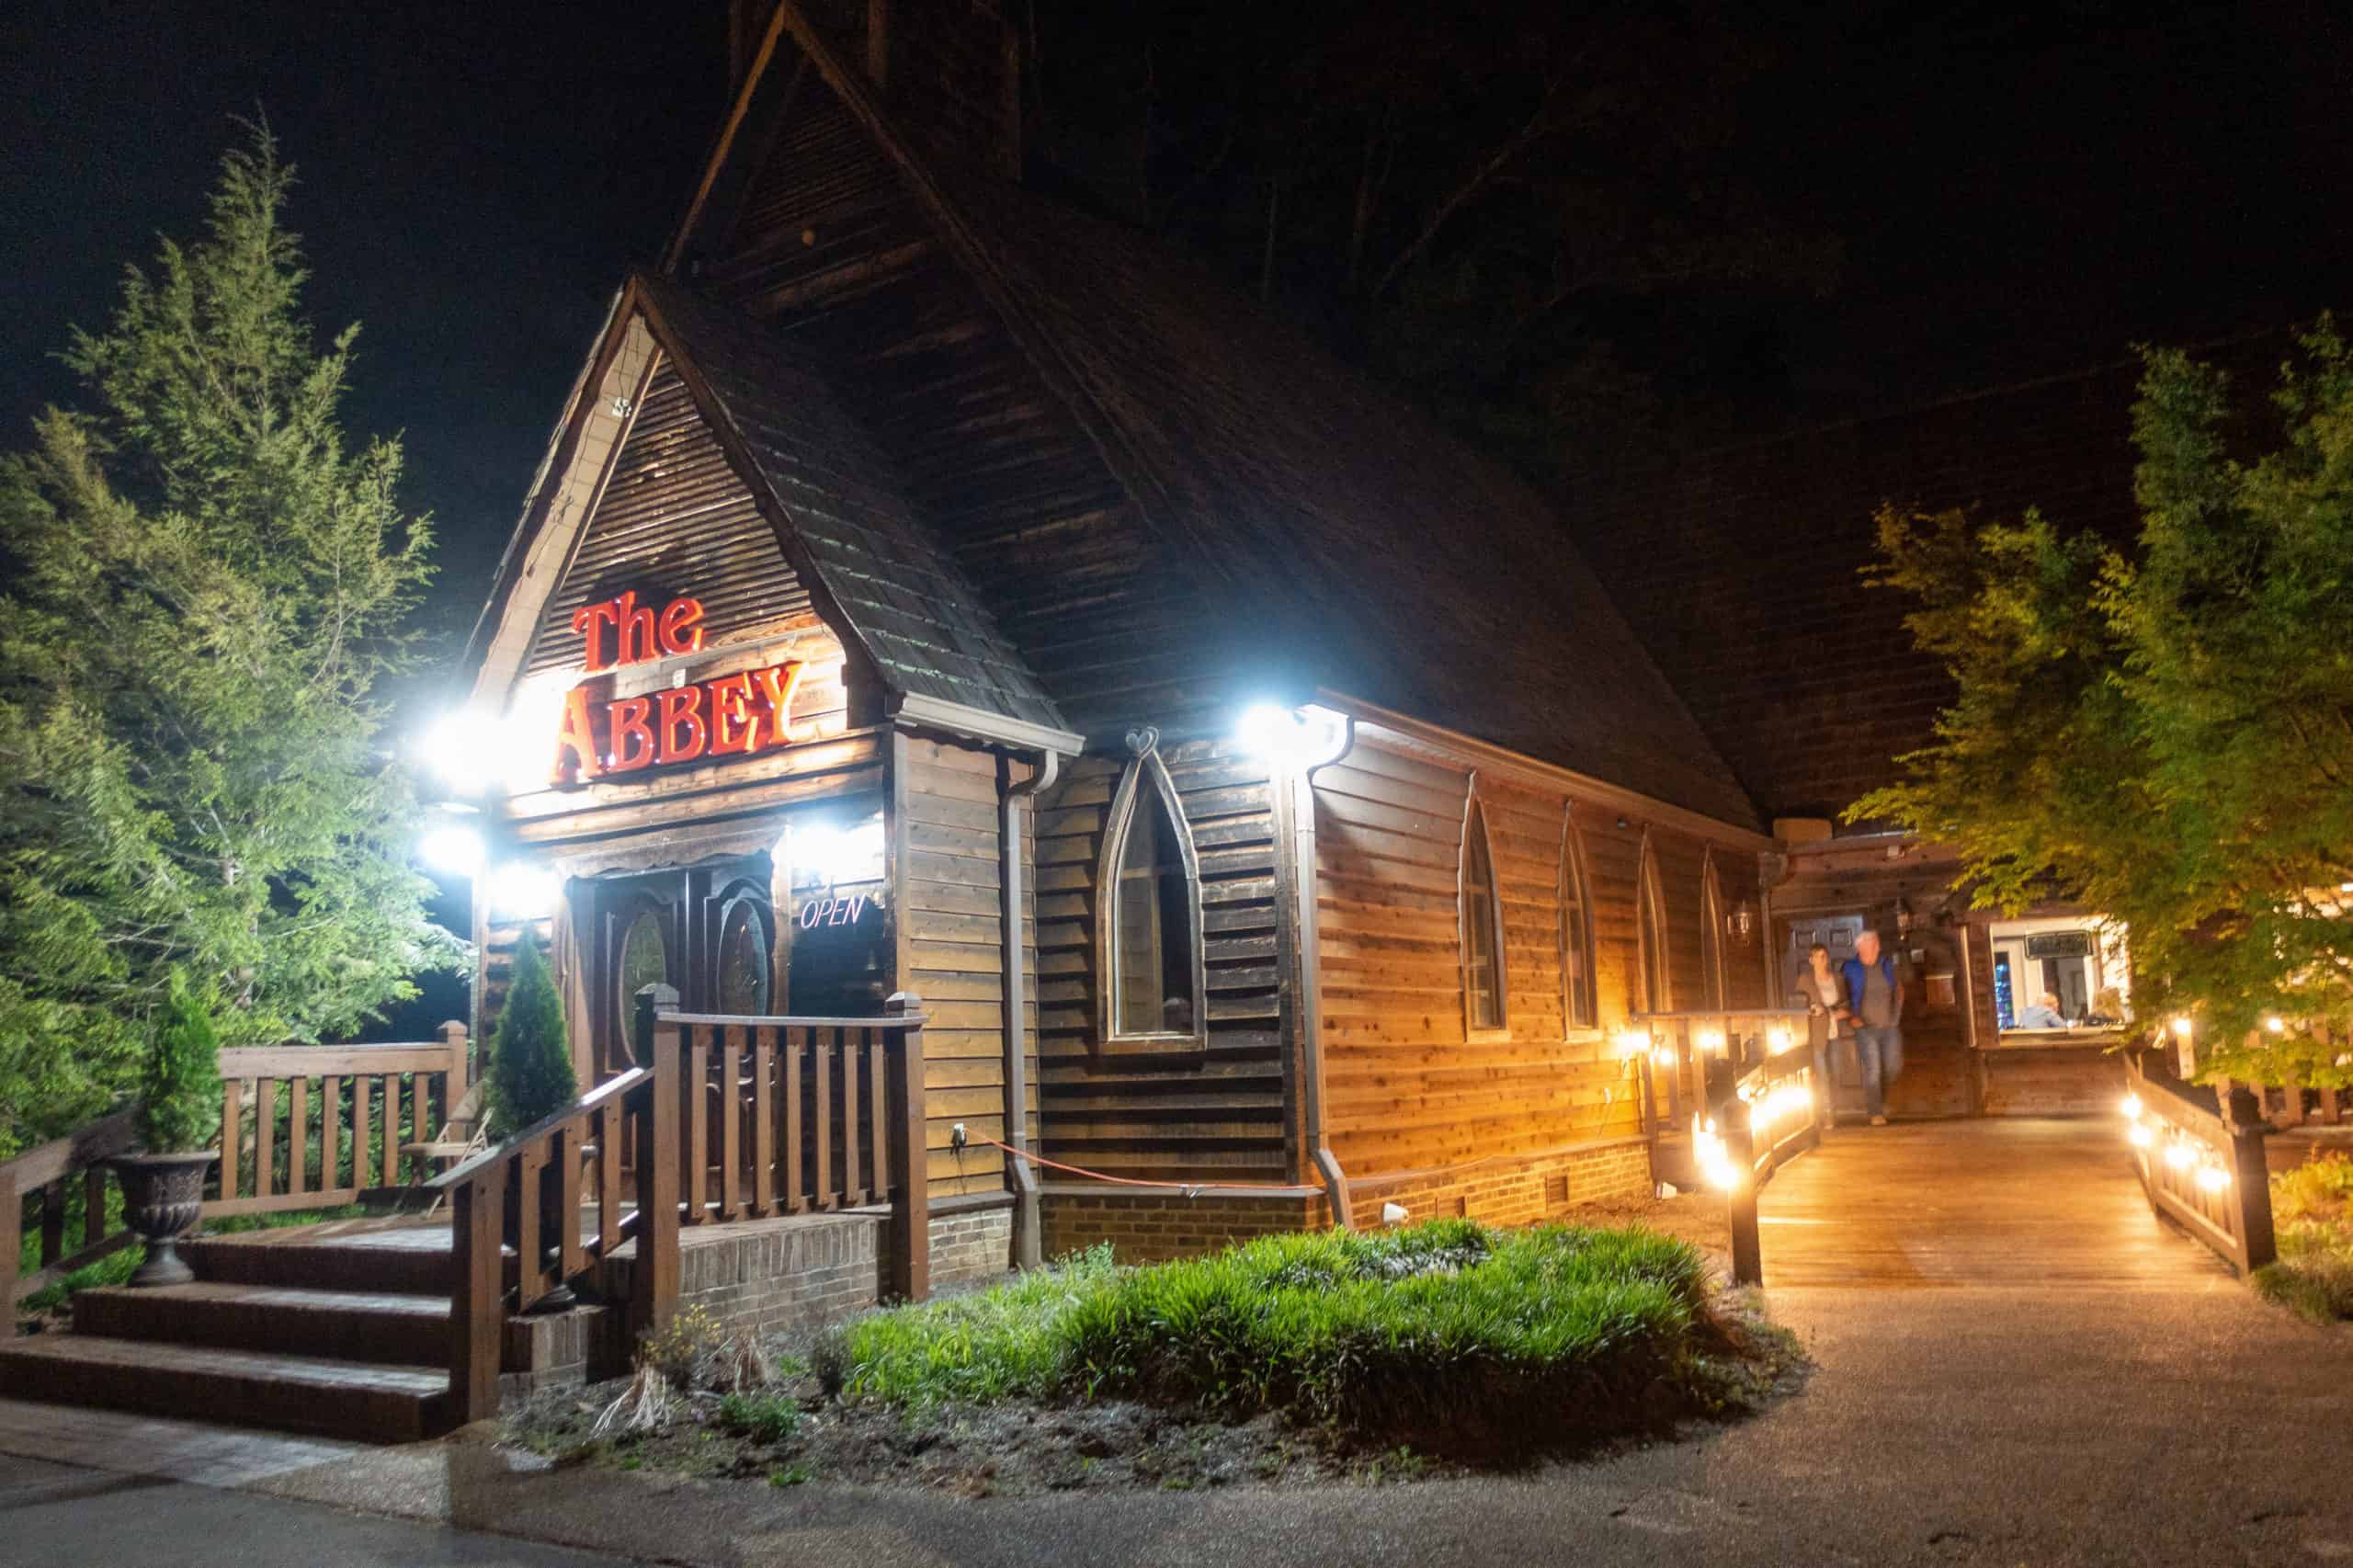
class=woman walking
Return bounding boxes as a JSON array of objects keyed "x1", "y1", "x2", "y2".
[{"x1": 1796, "y1": 942, "x2": 1850, "y2": 1125}]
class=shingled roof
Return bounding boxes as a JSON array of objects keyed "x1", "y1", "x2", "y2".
[
  {"x1": 904, "y1": 165, "x2": 1761, "y2": 829},
  {"x1": 632, "y1": 277, "x2": 1066, "y2": 735}
]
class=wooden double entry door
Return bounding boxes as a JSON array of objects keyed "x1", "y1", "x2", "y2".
[{"x1": 588, "y1": 852, "x2": 891, "y2": 1077}]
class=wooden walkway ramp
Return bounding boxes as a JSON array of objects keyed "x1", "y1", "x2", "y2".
[{"x1": 1754, "y1": 1118, "x2": 2236, "y2": 1290}]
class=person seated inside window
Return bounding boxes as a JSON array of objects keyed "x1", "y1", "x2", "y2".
[{"x1": 2014, "y1": 992, "x2": 2068, "y2": 1029}]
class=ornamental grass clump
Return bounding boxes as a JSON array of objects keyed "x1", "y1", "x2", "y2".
[{"x1": 841, "y1": 1223, "x2": 1721, "y2": 1455}]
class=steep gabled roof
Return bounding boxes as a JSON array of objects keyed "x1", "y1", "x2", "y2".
[
  {"x1": 466, "y1": 273, "x2": 1066, "y2": 739},
  {"x1": 711, "y1": 4, "x2": 1761, "y2": 831}
]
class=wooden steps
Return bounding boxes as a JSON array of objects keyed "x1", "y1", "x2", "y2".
[
  {"x1": 0, "y1": 1335, "x2": 450, "y2": 1443},
  {"x1": 69, "y1": 1282, "x2": 451, "y2": 1366},
  {"x1": 0, "y1": 1219, "x2": 463, "y2": 1443}
]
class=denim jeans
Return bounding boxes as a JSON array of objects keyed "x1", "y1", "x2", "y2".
[{"x1": 1854, "y1": 1025, "x2": 1904, "y2": 1119}]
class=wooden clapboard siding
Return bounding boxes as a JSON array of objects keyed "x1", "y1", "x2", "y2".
[
  {"x1": 1316, "y1": 744, "x2": 1639, "y2": 1175},
  {"x1": 520, "y1": 362, "x2": 814, "y2": 676},
  {"x1": 691, "y1": 71, "x2": 1247, "y2": 744},
  {"x1": 1032, "y1": 740, "x2": 1289, "y2": 1182},
  {"x1": 1712, "y1": 849, "x2": 1771, "y2": 1008},
  {"x1": 1312, "y1": 742, "x2": 1790, "y2": 1179},
  {"x1": 890, "y1": 734, "x2": 1031, "y2": 1199}
]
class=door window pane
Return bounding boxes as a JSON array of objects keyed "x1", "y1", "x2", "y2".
[
  {"x1": 617, "y1": 908, "x2": 668, "y2": 1026},
  {"x1": 716, "y1": 895, "x2": 772, "y2": 1015}
]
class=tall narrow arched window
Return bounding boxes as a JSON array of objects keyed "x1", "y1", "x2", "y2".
[
  {"x1": 1699, "y1": 857, "x2": 1728, "y2": 1011},
  {"x1": 1559, "y1": 809, "x2": 1597, "y2": 1032},
  {"x1": 1096, "y1": 730, "x2": 1206, "y2": 1049},
  {"x1": 1636, "y1": 835, "x2": 1669, "y2": 1016},
  {"x1": 1461, "y1": 784, "x2": 1507, "y2": 1032}
]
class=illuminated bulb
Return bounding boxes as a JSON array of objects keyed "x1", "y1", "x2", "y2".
[
  {"x1": 417, "y1": 823, "x2": 486, "y2": 878},
  {"x1": 2171, "y1": 1016, "x2": 2194, "y2": 1039},
  {"x1": 1696, "y1": 1028, "x2": 1726, "y2": 1055},
  {"x1": 1615, "y1": 1029, "x2": 1651, "y2": 1061},
  {"x1": 1768, "y1": 1026, "x2": 1793, "y2": 1054},
  {"x1": 2120, "y1": 1094, "x2": 2143, "y2": 1121},
  {"x1": 484, "y1": 860, "x2": 563, "y2": 922},
  {"x1": 2265, "y1": 1017, "x2": 2286, "y2": 1034},
  {"x1": 2127, "y1": 1122, "x2": 2154, "y2": 1149},
  {"x1": 2163, "y1": 1142, "x2": 2194, "y2": 1172},
  {"x1": 1652, "y1": 1045, "x2": 1676, "y2": 1071},
  {"x1": 2196, "y1": 1165, "x2": 2229, "y2": 1194},
  {"x1": 1233, "y1": 702, "x2": 1349, "y2": 772}
]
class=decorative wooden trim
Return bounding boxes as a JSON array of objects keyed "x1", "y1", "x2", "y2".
[
  {"x1": 1558, "y1": 804, "x2": 1599, "y2": 1034},
  {"x1": 1458, "y1": 774, "x2": 1509, "y2": 1038},
  {"x1": 1092, "y1": 730, "x2": 1210, "y2": 1054}
]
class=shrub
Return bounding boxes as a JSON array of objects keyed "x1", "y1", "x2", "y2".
[
  {"x1": 2259, "y1": 1154, "x2": 2353, "y2": 1323},
  {"x1": 638, "y1": 1303, "x2": 725, "y2": 1389},
  {"x1": 718, "y1": 1392, "x2": 801, "y2": 1443},
  {"x1": 486, "y1": 936, "x2": 574, "y2": 1135},
  {"x1": 137, "y1": 973, "x2": 222, "y2": 1153}
]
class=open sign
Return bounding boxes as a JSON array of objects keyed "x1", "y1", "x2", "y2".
[{"x1": 797, "y1": 893, "x2": 871, "y2": 930}]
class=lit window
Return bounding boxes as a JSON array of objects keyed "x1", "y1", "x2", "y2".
[
  {"x1": 1098, "y1": 741, "x2": 1205, "y2": 1043},
  {"x1": 1461, "y1": 792, "x2": 1507, "y2": 1031},
  {"x1": 1560, "y1": 816, "x2": 1597, "y2": 1031}
]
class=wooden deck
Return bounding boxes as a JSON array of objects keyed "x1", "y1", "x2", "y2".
[{"x1": 1754, "y1": 1117, "x2": 2237, "y2": 1290}]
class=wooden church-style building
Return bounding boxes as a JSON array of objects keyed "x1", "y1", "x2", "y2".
[{"x1": 456, "y1": 0, "x2": 1783, "y2": 1279}]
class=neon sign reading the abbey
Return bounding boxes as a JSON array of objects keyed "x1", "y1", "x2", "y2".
[{"x1": 549, "y1": 592, "x2": 805, "y2": 785}]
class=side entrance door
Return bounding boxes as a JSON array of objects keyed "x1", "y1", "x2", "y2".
[{"x1": 592, "y1": 857, "x2": 779, "y2": 1077}]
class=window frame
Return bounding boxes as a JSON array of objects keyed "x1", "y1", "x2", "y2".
[
  {"x1": 1093, "y1": 736, "x2": 1209, "y2": 1052},
  {"x1": 1459, "y1": 779, "x2": 1510, "y2": 1037},
  {"x1": 1558, "y1": 807, "x2": 1599, "y2": 1035},
  {"x1": 1699, "y1": 854, "x2": 1729, "y2": 1011},
  {"x1": 1635, "y1": 832, "x2": 1670, "y2": 1017}
]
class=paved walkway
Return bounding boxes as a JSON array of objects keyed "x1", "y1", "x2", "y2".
[{"x1": 3, "y1": 1119, "x2": 2347, "y2": 1566}]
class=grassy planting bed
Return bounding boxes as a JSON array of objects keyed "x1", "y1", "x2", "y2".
[
  {"x1": 512, "y1": 1219, "x2": 1801, "y2": 1494},
  {"x1": 2254, "y1": 1153, "x2": 2353, "y2": 1324}
]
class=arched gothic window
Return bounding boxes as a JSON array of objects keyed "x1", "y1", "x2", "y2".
[
  {"x1": 1461, "y1": 784, "x2": 1508, "y2": 1032},
  {"x1": 1699, "y1": 856, "x2": 1729, "y2": 1011},
  {"x1": 1636, "y1": 834, "x2": 1669, "y2": 1016},
  {"x1": 1559, "y1": 810, "x2": 1598, "y2": 1032},
  {"x1": 1096, "y1": 731, "x2": 1206, "y2": 1048}
]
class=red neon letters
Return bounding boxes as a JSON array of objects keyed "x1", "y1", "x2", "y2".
[{"x1": 547, "y1": 591, "x2": 806, "y2": 785}]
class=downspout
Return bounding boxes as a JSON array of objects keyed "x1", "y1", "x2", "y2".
[
  {"x1": 1002, "y1": 749, "x2": 1059, "y2": 1268},
  {"x1": 1292, "y1": 719, "x2": 1356, "y2": 1228}
]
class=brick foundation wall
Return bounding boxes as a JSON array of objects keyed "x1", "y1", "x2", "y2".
[
  {"x1": 918, "y1": 1203, "x2": 1014, "y2": 1290},
  {"x1": 1351, "y1": 1139, "x2": 1655, "y2": 1230},
  {"x1": 1040, "y1": 1190, "x2": 1325, "y2": 1264}
]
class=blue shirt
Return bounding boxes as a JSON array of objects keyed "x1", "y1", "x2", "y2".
[{"x1": 1842, "y1": 955, "x2": 1899, "y2": 1026}]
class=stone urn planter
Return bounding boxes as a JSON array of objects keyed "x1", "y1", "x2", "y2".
[{"x1": 108, "y1": 1151, "x2": 218, "y2": 1287}]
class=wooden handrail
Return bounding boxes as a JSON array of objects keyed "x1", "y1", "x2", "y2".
[
  {"x1": 2123, "y1": 1052, "x2": 2276, "y2": 1276},
  {"x1": 441, "y1": 990, "x2": 931, "y2": 1426}
]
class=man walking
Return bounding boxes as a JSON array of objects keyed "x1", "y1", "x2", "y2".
[{"x1": 1842, "y1": 929, "x2": 1904, "y2": 1125}]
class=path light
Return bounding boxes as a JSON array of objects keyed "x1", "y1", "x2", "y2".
[
  {"x1": 2196, "y1": 1164, "x2": 2230, "y2": 1194},
  {"x1": 2127, "y1": 1122, "x2": 2154, "y2": 1149},
  {"x1": 2163, "y1": 1142, "x2": 2194, "y2": 1172},
  {"x1": 2171, "y1": 1016, "x2": 2194, "y2": 1040},
  {"x1": 1767, "y1": 1025, "x2": 1793, "y2": 1054},
  {"x1": 2120, "y1": 1093, "x2": 2143, "y2": 1121}
]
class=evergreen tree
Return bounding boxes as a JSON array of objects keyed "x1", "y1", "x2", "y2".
[
  {"x1": 487, "y1": 936, "x2": 574, "y2": 1135},
  {"x1": 138, "y1": 972, "x2": 224, "y2": 1154},
  {"x1": 1858, "y1": 322, "x2": 2353, "y2": 1084},
  {"x1": 0, "y1": 124, "x2": 461, "y2": 1157}
]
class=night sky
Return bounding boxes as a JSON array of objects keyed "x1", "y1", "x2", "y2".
[{"x1": 4, "y1": 0, "x2": 2347, "y2": 650}]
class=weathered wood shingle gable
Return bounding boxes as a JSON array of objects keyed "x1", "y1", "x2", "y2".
[{"x1": 675, "y1": 1, "x2": 1762, "y2": 832}]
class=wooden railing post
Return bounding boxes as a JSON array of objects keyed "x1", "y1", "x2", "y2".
[
  {"x1": 449, "y1": 1166, "x2": 504, "y2": 1424},
  {"x1": 441, "y1": 1019, "x2": 471, "y2": 1111},
  {"x1": 2221, "y1": 1083, "x2": 2278, "y2": 1274},
  {"x1": 1706, "y1": 1054, "x2": 1764, "y2": 1288},
  {"x1": 2, "y1": 1174, "x2": 20, "y2": 1313},
  {"x1": 885, "y1": 991, "x2": 928, "y2": 1303},
  {"x1": 631, "y1": 986, "x2": 682, "y2": 1338}
]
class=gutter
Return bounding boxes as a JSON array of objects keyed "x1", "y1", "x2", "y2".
[
  {"x1": 1002, "y1": 749, "x2": 1059, "y2": 1268},
  {"x1": 1291, "y1": 717, "x2": 1357, "y2": 1228},
  {"x1": 892, "y1": 692, "x2": 1084, "y2": 758}
]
